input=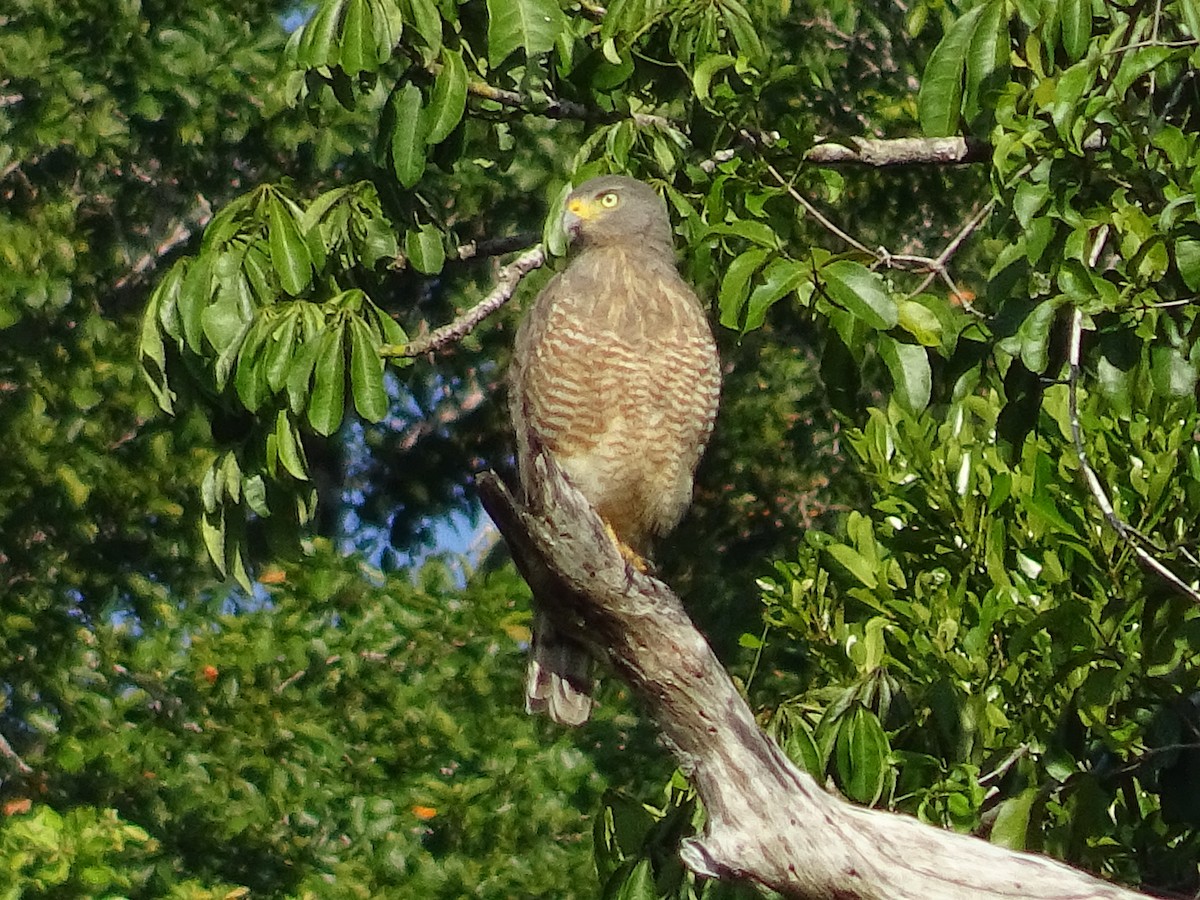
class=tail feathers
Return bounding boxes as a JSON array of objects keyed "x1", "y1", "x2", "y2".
[{"x1": 526, "y1": 613, "x2": 594, "y2": 726}]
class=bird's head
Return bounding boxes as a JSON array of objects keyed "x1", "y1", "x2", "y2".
[{"x1": 562, "y1": 176, "x2": 673, "y2": 251}]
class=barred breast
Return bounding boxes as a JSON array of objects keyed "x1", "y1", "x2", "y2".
[{"x1": 510, "y1": 244, "x2": 720, "y2": 553}]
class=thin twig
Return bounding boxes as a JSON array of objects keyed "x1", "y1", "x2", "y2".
[
  {"x1": 906, "y1": 199, "x2": 995, "y2": 308},
  {"x1": 1067, "y1": 228, "x2": 1200, "y2": 604},
  {"x1": 381, "y1": 245, "x2": 547, "y2": 359},
  {"x1": 765, "y1": 163, "x2": 874, "y2": 255},
  {"x1": 113, "y1": 195, "x2": 213, "y2": 291},
  {"x1": 390, "y1": 231, "x2": 540, "y2": 273},
  {"x1": 0, "y1": 731, "x2": 33, "y2": 776}
]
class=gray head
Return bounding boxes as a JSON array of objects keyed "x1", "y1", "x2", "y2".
[{"x1": 562, "y1": 176, "x2": 674, "y2": 251}]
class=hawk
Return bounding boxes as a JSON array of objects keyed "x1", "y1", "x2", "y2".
[{"x1": 508, "y1": 175, "x2": 721, "y2": 725}]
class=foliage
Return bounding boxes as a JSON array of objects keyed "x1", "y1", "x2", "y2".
[
  {"x1": 1, "y1": 543, "x2": 609, "y2": 897},
  {"x1": 7, "y1": 0, "x2": 1200, "y2": 896}
]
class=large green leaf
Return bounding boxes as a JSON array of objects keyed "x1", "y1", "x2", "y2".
[
  {"x1": 389, "y1": 83, "x2": 427, "y2": 188},
  {"x1": 268, "y1": 196, "x2": 314, "y2": 297},
  {"x1": 878, "y1": 336, "x2": 932, "y2": 412},
  {"x1": 425, "y1": 48, "x2": 467, "y2": 145},
  {"x1": 718, "y1": 248, "x2": 770, "y2": 329},
  {"x1": 349, "y1": 316, "x2": 388, "y2": 422},
  {"x1": 486, "y1": 0, "x2": 566, "y2": 65},
  {"x1": 917, "y1": 4, "x2": 986, "y2": 136},
  {"x1": 1060, "y1": 0, "x2": 1092, "y2": 62},
  {"x1": 405, "y1": 224, "x2": 446, "y2": 275},
  {"x1": 338, "y1": 0, "x2": 376, "y2": 73},
  {"x1": 822, "y1": 260, "x2": 898, "y2": 331},
  {"x1": 308, "y1": 324, "x2": 347, "y2": 436},
  {"x1": 834, "y1": 707, "x2": 890, "y2": 805}
]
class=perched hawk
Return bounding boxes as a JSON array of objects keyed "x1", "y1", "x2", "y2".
[{"x1": 508, "y1": 175, "x2": 721, "y2": 725}]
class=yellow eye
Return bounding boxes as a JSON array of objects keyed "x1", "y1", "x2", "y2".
[{"x1": 599, "y1": 191, "x2": 620, "y2": 208}]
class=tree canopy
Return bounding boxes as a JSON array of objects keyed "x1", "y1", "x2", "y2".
[{"x1": 3, "y1": 0, "x2": 1200, "y2": 896}]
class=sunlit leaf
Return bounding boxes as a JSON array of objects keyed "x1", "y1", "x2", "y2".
[
  {"x1": 822, "y1": 260, "x2": 898, "y2": 331},
  {"x1": 426, "y1": 48, "x2": 468, "y2": 145},
  {"x1": 486, "y1": 0, "x2": 566, "y2": 65},
  {"x1": 308, "y1": 324, "x2": 347, "y2": 435},
  {"x1": 389, "y1": 83, "x2": 427, "y2": 188},
  {"x1": 349, "y1": 317, "x2": 388, "y2": 421}
]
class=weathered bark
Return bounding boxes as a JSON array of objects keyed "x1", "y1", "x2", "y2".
[
  {"x1": 476, "y1": 452, "x2": 1150, "y2": 900},
  {"x1": 805, "y1": 136, "x2": 992, "y2": 166}
]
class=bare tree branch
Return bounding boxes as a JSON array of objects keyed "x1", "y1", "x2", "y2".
[
  {"x1": 806, "y1": 136, "x2": 992, "y2": 166},
  {"x1": 113, "y1": 195, "x2": 213, "y2": 291},
  {"x1": 381, "y1": 245, "x2": 546, "y2": 359},
  {"x1": 0, "y1": 730, "x2": 33, "y2": 776},
  {"x1": 477, "y1": 454, "x2": 1150, "y2": 900}
]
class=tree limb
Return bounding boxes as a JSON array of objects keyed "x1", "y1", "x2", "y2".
[
  {"x1": 381, "y1": 245, "x2": 546, "y2": 359},
  {"x1": 806, "y1": 136, "x2": 992, "y2": 166},
  {"x1": 477, "y1": 453, "x2": 1150, "y2": 900}
]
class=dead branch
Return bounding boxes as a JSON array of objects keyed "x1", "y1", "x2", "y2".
[
  {"x1": 381, "y1": 245, "x2": 546, "y2": 359},
  {"x1": 0, "y1": 730, "x2": 33, "y2": 776},
  {"x1": 477, "y1": 453, "x2": 1150, "y2": 900},
  {"x1": 806, "y1": 136, "x2": 992, "y2": 166}
]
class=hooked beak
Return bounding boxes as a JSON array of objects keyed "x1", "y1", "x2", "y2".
[{"x1": 562, "y1": 204, "x2": 584, "y2": 243}]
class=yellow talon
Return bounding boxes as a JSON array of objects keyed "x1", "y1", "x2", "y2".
[{"x1": 603, "y1": 521, "x2": 650, "y2": 572}]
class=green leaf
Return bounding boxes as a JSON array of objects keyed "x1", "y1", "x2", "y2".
[
  {"x1": 390, "y1": 82, "x2": 427, "y2": 188},
  {"x1": 1060, "y1": 0, "x2": 1091, "y2": 62},
  {"x1": 264, "y1": 312, "x2": 300, "y2": 392},
  {"x1": 781, "y1": 714, "x2": 823, "y2": 775},
  {"x1": 179, "y1": 254, "x2": 215, "y2": 353},
  {"x1": 878, "y1": 336, "x2": 931, "y2": 411},
  {"x1": 274, "y1": 409, "x2": 309, "y2": 480},
  {"x1": 1151, "y1": 346, "x2": 1198, "y2": 398},
  {"x1": 234, "y1": 317, "x2": 272, "y2": 412},
  {"x1": 826, "y1": 543, "x2": 878, "y2": 589},
  {"x1": 743, "y1": 258, "x2": 810, "y2": 332},
  {"x1": 918, "y1": 4, "x2": 986, "y2": 137},
  {"x1": 308, "y1": 325, "x2": 347, "y2": 436},
  {"x1": 1176, "y1": 237, "x2": 1200, "y2": 291},
  {"x1": 426, "y1": 49, "x2": 468, "y2": 145},
  {"x1": 613, "y1": 859, "x2": 656, "y2": 900},
  {"x1": 1182, "y1": 0, "x2": 1200, "y2": 41},
  {"x1": 405, "y1": 224, "x2": 446, "y2": 275},
  {"x1": 692, "y1": 54, "x2": 735, "y2": 105},
  {"x1": 350, "y1": 317, "x2": 388, "y2": 421},
  {"x1": 201, "y1": 508, "x2": 227, "y2": 576},
  {"x1": 402, "y1": 0, "x2": 443, "y2": 57},
  {"x1": 718, "y1": 248, "x2": 771, "y2": 329},
  {"x1": 201, "y1": 290, "x2": 248, "y2": 353},
  {"x1": 897, "y1": 299, "x2": 943, "y2": 347},
  {"x1": 286, "y1": 333, "x2": 324, "y2": 415},
  {"x1": 486, "y1": 0, "x2": 566, "y2": 66},
  {"x1": 991, "y1": 788, "x2": 1038, "y2": 850},
  {"x1": 339, "y1": 0, "x2": 376, "y2": 73},
  {"x1": 834, "y1": 707, "x2": 890, "y2": 805},
  {"x1": 822, "y1": 260, "x2": 898, "y2": 330},
  {"x1": 964, "y1": 0, "x2": 1007, "y2": 123},
  {"x1": 297, "y1": 0, "x2": 347, "y2": 67},
  {"x1": 269, "y1": 196, "x2": 314, "y2": 296},
  {"x1": 543, "y1": 181, "x2": 572, "y2": 258},
  {"x1": 718, "y1": 0, "x2": 766, "y2": 65},
  {"x1": 1017, "y1": 299, "x2": 1057, "y2": 374}
]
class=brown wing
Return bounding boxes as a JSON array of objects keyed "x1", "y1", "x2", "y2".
[
  {"x1": 510, "y1": 244, "x2": 719, "y2": 550},
  {"x1": 508, "y1": 241, "x2": 720, "y2": 726}
]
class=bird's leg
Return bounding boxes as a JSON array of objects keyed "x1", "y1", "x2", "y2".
[{"x1": 602, "y1": 520, "x2": 651, "y2": 573}]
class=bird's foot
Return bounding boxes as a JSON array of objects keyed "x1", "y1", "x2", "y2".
[{"x1": 603, "y1": 521, "x2": 651, "y2": 573}]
